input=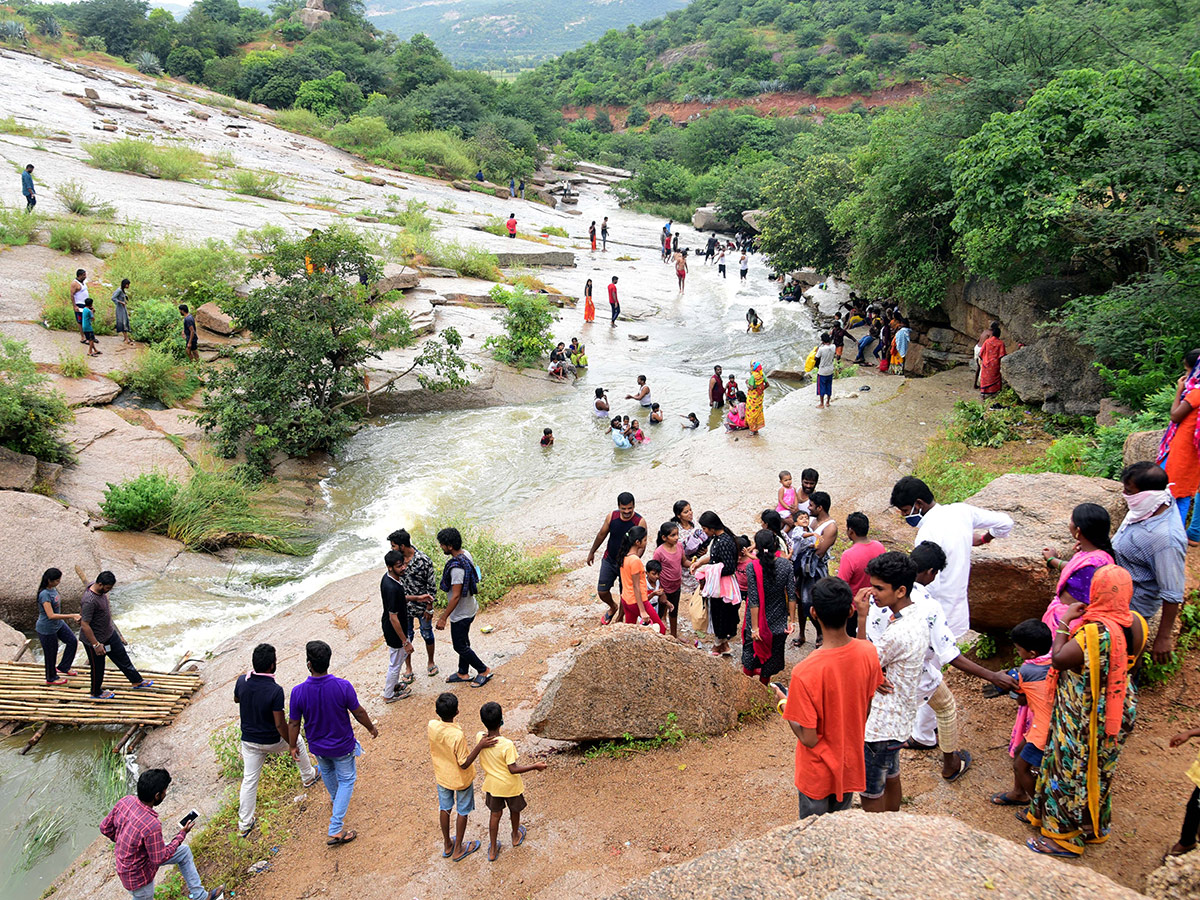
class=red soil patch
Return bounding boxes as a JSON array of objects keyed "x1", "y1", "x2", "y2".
[{"x1": 563, "y1": 81, "x2": 927, "y2": 129}]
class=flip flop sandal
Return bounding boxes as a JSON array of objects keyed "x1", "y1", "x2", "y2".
[
  {"x1": 401, "y1": 673, "x2": 416, "y2": 685},
  {"x1": 446, "y1": 673, "x2": 470, "y2": 684},
  {"x1": 452, "y1": 840, "x2": 481, "y2": 861},
  {"x1": 944, "y1": 749, "x2": 971, "y2": 783},
  {"x1": 442, "y1": 847, "x2": 454, "y2": 858},
  {"x1": 326, "y1": 830, "x2": 357, "y2": 846},
  {"x1": 1014, "y1": 809, "x2": 1032, "y2": 825},
  {"x1": 990, "y1": 791, "x2": 1027, "y2": 806},
  {"x1": 901, "y1": 739, "x2": 938, "y2": 751},
  {"x1": 64, "y1": 669, "x2": 79, "y2": 676},
  {"x1": 470, "y1": 672, "x2": 494, "y2": 688},
  {"x1": 93, "y1": 691, "x2": 116, "y2": 700},
  {"x1": 489, "y1": 842, "x2": 502, "y2": 862},
  {"x1": 1026, "y1": 837, "x2": 1076, "y2": 858},
  {"x1": 46, "y1": 678, "x2": 68, "y2": 686},
  {"x1": 132, "y1": 680, "x2": 155, "y2": 689},
  {"x1": 427, "y1": 664, "x2": 439, "y2": 676},
  {"x1": 512, "y1": 825, "x2": 526, "y2": 847}
]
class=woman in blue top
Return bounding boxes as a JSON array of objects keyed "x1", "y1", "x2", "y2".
[{"x1": 36, "y1": 567, "x2": 80, "y2": 685}]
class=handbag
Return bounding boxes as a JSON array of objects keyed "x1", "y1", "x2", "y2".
[{"x1": 688, "y1": 585, "x2": 709, "y2": 633}]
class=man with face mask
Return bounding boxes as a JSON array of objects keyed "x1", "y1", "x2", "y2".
[
  {"x1": 1113, "y1": 462, "x2": 1187, "y2": 664},
  {"x1": 889, "y1": 476, "x2": 1013, "y2": 750}
]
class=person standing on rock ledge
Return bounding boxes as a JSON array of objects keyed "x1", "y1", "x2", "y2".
[
  {"x1": 21, "y1": 163, "x2": 35, "y2": 211},
  {"x1": 389, "y1": 528, "x2": 440, "y2": 681},
  {"x1": 587, "y1": 492, "x2": 645, "y2": 625},
  {"x1": 607, "y1": 276, "x2": 620, "y2": 326},
  {"x1": 80, "y1": 571, "x2": 155, "y2": 699},
  {"x1": 180, "y1": 304, "x2": 199, "y2": 363},
  {"x1": 505, "y1": 213, "x2": 517, "y2": 239},
  {"x1": 436, "y1": 527, "x2": 493, "y2": 688},
  {"x1": 889, "y1": 476, "x2": 1012, "y2": 750}
]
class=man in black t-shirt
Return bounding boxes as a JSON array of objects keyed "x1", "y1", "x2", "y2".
[
  {"x1": 382, "y1": 550, "x2": 415, "y2": 702},
  {"x1": 235, "y1": 643, "x2": 317, "y2": 837}
]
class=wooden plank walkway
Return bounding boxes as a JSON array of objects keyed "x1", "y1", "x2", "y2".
[{"x1": 0, "y1": 661, "x2": 203, "y2": 726}]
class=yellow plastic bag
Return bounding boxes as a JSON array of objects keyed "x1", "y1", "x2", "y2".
[
  {"x1": 804, "y1": 346, "x2": 818, "y2": 373},
  {"x1": 689, "y1": 587, "x2": 709, "y2": 633}
]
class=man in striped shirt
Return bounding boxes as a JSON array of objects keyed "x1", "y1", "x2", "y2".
[{"x1": 100, "y1": 768, "x2": 223, "y2": 900}]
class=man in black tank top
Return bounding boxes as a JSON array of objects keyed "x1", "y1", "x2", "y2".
[{"x1": 586, "y1": 492, "x2": 644, "y2": 625}]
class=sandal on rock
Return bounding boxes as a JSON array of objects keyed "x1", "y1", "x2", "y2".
[
  {"x1": 427, "y1": 664, "x2": 439, "y2": 676},
  {"x1": 452, "y1": 840, "x2": 480, "y2": 862},
  {"x1": 990, "y1": 791, "x2": 1027, "y2": 806},
  {"x1": 1026, "y1": 836, "x2": 1075, "y2": 858},
  {"x1": 326, "y1": 830, "x2": 357, "y2": 846},
  {"x1": 470, "y1": 672, "x2": 493, "y2": 688},
  {"x1": 446, "y1": 673, "x2": 470, "y2": 683},
  {"x1": 944, "y1": 749, "x2": 971, "y2": 783},
  {"x1": 401, "y1": 672, "x2": 415, "y2": 685}
]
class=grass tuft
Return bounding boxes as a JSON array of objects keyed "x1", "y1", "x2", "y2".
[
  {"x1": 84, "y1": 138, "x2": 207, "y2": 181},
  {"x1": 58, "y1": 351, "x2": 89, "y2": 378},
  {"x1": 54, "y1": 180, "x2": 116, "y2": 219},
  {"x1": 229, "y1": 170, "x2": 287, "y2": 201}
]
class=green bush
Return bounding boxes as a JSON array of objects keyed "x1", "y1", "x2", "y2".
[
  {"x1": 80, "y1": 35, "x2": 105, "y2": 53},
  {"x1": 129, "y1": 300, "x2": 184, "y2": 355},
  {"x1": 413, "y1": 519, "x2": 560, "y2": 609},
  {"x1": 101, "y1": 471, "x2": 179, "y2": 531},
  {"x1": 944, "y1": 401, "x2": 1026, "y2": 448},
  {"x1": 229, "y1": 170, "x2": 287, "y2": 201},
  {"x1": 114, "y1": 348, "x2": 198, "y2": 404},
  {"x1": 0, "y1": 207, "x2": 40, "y2": 246},
  {"x1": 272, "y1": 108, "x2": 328, "y2": 138},
  {"x1": 54, "y1": 180, "x2": 116, "y2": 219},
  {"x1": 373, "y1": 131, "x2": 473, "y2": 178},
  {"x1": 84, "y1": 139, "x2": 206, "y2": 181},
  {"x1": 483, "y1": 285, "x2": 555, "y2": 368},
  {"x1": 430, "y1": 240, "x2": 501, "y2": 279},
  {"x1": 102, "y1": 238, "x2": 241, "y2": 298},
  {"x1": 1024, "y1": 433, "x2": 1089, "y2": 475},
  {"x1": 328, "y1": 115, "x2": 392, "y2": 150},
  {"x1": 538, "y1": 225, "x2": 569, "y2": 237},
  {"x1": 48, "y1": 220, "x2": 107, "y2": 254},
  {"x1": 58, "y1": 351, "x2": 89, "y2": 378},
  {"x1": 0, "y1": 336, "x2": 72, "y2": 463},
  {"x1": 384, "y1": 199, "x2": 432, "y2": 232}
]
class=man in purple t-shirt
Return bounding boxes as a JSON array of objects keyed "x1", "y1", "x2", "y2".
[{"x1": 288, "y1": 640, "x2": 378, "y2": 846}]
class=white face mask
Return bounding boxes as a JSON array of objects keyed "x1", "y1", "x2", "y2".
[{"x1": 1122, "y1": 489, "x2": 1171, "y2": 523}]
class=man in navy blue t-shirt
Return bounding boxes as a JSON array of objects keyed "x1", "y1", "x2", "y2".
[{"x1": 234, "y1": 643, "x2": 317, "y2": 837}]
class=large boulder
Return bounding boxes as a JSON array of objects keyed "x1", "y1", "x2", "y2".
[
  {"x1": 692, "y1": 206, "x2": 721, "y2": 231},
  {"x1": 529, "y1": 626, "x2": 772, "y2": 741},
  {"x1": 606, "y1": 811, "x2": 1144, "y2": 900},
  {"x1": 742, "y1": 209, "x2": 763, "y2": 232},
  {"x1": 0, "y1": 446, "x2": 38, "y2": 491},
  {"x1": 0, "y1": 492, "x2": 100, "y2": 628},
  {"x1": 1000, "y1": 325, "x2": 1111, "y2": 415},
  {"x1": 372, "y1": 268, "x2": 420, "y2": 295},
  {"x1": 0, "y1": 619, "x2": 27, "y2": 660},
  {"x1": 195, "y1": 302, "x2": 241, "y2": 336},
  {"x1": 1148, "y1": 848, "x2": 1200, "y2": 900},
  {"x1": 964, "y1": 473, "x2": 1125, "y2": 630},
  {"x1": 1124, "y1": 429, "x2": 1164, "y2": 468}
]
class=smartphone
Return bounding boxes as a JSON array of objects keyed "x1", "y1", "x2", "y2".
[
  {"x1": 179, "y1": 810, "x2": 198, "y2": 828},
  {"x1": 771, "y1": 681, "x2": 788, "y2": 697}
]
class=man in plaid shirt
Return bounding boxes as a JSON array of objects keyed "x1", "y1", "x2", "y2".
[{"x1": 100, "y1": 768, "x2": 223, "y2": 900}]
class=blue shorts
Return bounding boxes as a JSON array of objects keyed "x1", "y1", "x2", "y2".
[
  {"x1": 437, "y1": 784, "x2": 475, "y2": 816},
  {"x1": 1019, "y1": 742, "x2": 1044, "y2": 768},
  {"x1": 816, "y1": 374, "x2": 833, "y2": 397},
  {"x1": 863, "y1": 739, "x2": 903, "y2": 798},
  {"x1": 405, "y1": 612, "x2": 434, "y2": 644},
  {"x1": 598, "y1": 556, "x2": 620, "y2": 593}
]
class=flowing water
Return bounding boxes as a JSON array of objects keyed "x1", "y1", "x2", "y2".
[{"x1": 1, "y1": 188, "x2": 820, "y2": 895}]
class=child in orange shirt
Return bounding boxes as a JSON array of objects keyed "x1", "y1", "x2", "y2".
[
  {"x1": 616, "y1": 525, "x2": 666, "y2": 633},
  {"x1": 992, "y1": 619, "x2": 1053, "y2": 806}
]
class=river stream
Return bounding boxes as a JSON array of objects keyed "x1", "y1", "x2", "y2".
[{"x1": 0, "y1": 188, "x2": 820, "y2": 896}]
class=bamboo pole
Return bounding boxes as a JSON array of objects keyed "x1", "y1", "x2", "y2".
[{"x1": 20, "y1": 723, "x2": 47, "y2": 755}]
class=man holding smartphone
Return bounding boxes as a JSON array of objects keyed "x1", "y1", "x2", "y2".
[
  {"x1": 80, "y1": 571, "x2": 155, "y2": 699},
  {"x1": 100, "y1": 768, "x2": 224, "y2": 900}
]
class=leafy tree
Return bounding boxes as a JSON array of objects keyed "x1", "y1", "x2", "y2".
[
  {"x1": 69, "y1": 0, "x2": 149, "y2": 57},
  {"x1": 483, "y1": 286, "x2": 555, "y2": 368},
  {"x1": 410, "y1": 80, "x2": 483, "y2": 133},
  {"x1": 759, "y1": 153, "x2": 857, "y2": 273},
  {"x1": 0, "y1": 337, "x2": 72, "y2": 463},
  {"x1": 625, "y1": 103, "x2": 649, "y2": 127},
  {"x1": 198, "y1": 228, "x2": 469, "y2": 472},
  {"x1": 295, "y1": 70, "x2": 364, "y2": 117},
  {"x1": 392, "y1": 33, "x2": 452, "y2": 96},
  {"x1": 166, "y1": 46, "x2": 205, "y2": 82}
]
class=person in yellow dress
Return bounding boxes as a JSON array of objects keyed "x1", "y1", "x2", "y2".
[{"x1": 745, "y1": 362, "x2": 768, "y2": 435}]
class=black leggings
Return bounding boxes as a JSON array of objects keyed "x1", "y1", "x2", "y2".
[
  {"x1": 710, "y1": 598, "x2": 740, "y2": 640},
  {"x1": 38, "y1": 624, "x2": 77, "y2": 681},
  {"x1": 450, "y1": 617, "x2": 487, "y2": 677},
  {"x1": 83, "y1": 633, "x2": 143, "y2": 696},
  {"x1": 1182, "y1": 787, "x2": 1200, "y2": 848}
]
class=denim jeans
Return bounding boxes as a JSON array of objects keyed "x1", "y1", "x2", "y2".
[
  {"x1": 128, "y1": 843, "x2": 206, "y2": 900},
  {"x1": 404, "y1": 612, "x2": 435, "y2": 645},
  {"x1": 239, "y1": 737, "x2": 316, "y2": 831},
  {"x1": 450, "y1": 617, "x2": 487, "y2": 676},
  {"x1": 38, "y1": 622, "x2": 77, "y2": 682},
  {"x1": 1178, "y1": 491, "x2": 1200, "y2": 542},
  {"x1": 314, "y1": 749, "x2": 358, "y2": 837}
]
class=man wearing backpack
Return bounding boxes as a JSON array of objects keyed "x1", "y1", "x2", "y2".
[{"x1": 435, "y1": 527, "x2": 493, "y2": 688}]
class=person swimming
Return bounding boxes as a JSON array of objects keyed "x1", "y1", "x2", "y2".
[
  {"x1": 649, "y1": 402, "x2": 663, "y2": 424},
  {"x1": 608, "y1": 416, "x2": 632, "y2": 449},
  {"x1": 746, "y1": 308, "x2": 763, "y2": 332},
  {"x1": 681, "y1": 413, "x2": 700, "y2": 428}
]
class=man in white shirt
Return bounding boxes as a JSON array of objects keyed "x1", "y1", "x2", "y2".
[
  {"x1": 815, "y1": 333, "x2": 837, "y2": 409},
  {"x1": 889, "y1": 476, "x2": 1013, "y2": 748}
]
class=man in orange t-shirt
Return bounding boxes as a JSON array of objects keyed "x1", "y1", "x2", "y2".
[{"x1": 775, "y1": 577, "x2": 884, "y2": 818}]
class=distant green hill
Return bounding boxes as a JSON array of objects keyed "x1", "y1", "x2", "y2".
[
  {"x1": 365, "y1": 0, "x2": 689, "y2": 68},
  {"x1": 519, "y1": 0, "x2": 977, "y2": 106}
]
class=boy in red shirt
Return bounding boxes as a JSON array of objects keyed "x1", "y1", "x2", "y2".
[{"x1": 775, "y1": 577, "x2": 884, "y2": 818}]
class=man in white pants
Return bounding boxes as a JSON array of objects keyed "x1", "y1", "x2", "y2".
[
  {"x1": 235, "y1": 643, "x2": 317, "y2": 837},
  {"x1": 890, "y1": 476, "x2": 1013, "y2": 750},
  {"x1": 381, "y1": 550, "x2": 415, "y2": 701}
]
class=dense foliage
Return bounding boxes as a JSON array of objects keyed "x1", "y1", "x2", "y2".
[
  {"x1": 197, "y1": 227, "x2": 469, "y2": 472},
  {"x1": 0, "y1": 337, "x2": 72, "y2": 463},
  {"x1": 482, "y1": 285, "x2": 557, "y2": 368}
]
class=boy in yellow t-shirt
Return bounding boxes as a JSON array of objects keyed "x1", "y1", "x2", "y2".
[
  {"x1": 476, "y1": 701, "x2": 547, "y2": 862},
  {"x1": 1168, "y1": 724, "x2": 1200, "y2": 858},
  {"x1": 428, "y1": 693, "x2": 493, "y2": 861}
]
